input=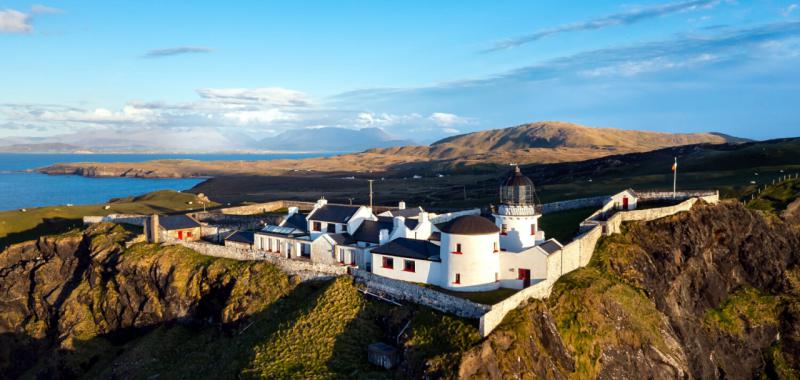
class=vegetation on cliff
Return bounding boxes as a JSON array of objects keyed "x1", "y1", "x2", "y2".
[
  {"x1": 460, "y1": 200, "x2": 800, "y2": 379},
  {"x1": 0, "y1": 223, "x2": 478, "y2": 379}
]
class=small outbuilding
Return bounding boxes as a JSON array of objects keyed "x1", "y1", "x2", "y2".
[
  {"x1": 367, "y1": 342, "x2": 399, "y2": 369},
  {"x1": 224, "y1": 230, "x2": 255, "y2": 250},
  {"x1": 145, "y1": 214, "x2": 203, "y2": 243}
]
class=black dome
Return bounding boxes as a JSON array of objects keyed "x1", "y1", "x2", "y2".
[
  {"x1": 500, "y1": 166, "x2": 535, "y2": 205},
  {"x1": 502, "y1": 165, "x2": 534, "y2": 187},
  {"x1": 439, "y1": 215, "x2": 500, "y2": 235}
]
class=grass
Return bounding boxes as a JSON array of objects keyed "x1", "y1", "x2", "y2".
[
  {"x1": 539, "y1": 206, "x2": 598, "y2": 243},
  {"x1": 0, "y1": 190, "x2": 217, "y2": 249},
  {"x1": 746, "y1": 178, "x2": 800, "y2": 213},
  {"x1": 704, "y1": 286, "x2": 781, "y2": 337},
  {"x1": 422, "y1": 284, "x2": 518, "y2": 305}
]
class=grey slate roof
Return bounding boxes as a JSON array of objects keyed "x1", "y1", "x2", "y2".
[
  {"x1": 438, "y1": 215, "x2": 499, "y2": 235},
  {"x1": 259, "y1": 224, "x2": 308, "y2": 238},
  {"x1": 539, "y1": 239, "x2": 563, "y2": 255},
  {"x1": 352, "y1": 219, "x2": 393, "y2": 244},
  {"x1": 327, "y1": 233, "x2": 356, "y2": 245},
  {"x1": 225, "y1": 231, "x2": 254, "y2": 245},
  {"x1": 159, "y1": 215, "x2": 201, "y2": 231},
  {"x1": 307, "y1": 204, "x2": 361, "y2": 223},
  {"x1": 383, "y1": 206, "x2": 423, "y2": 218},
  {"x1": 377, "y1": 216, "x2": 419, "y2": 230},
  {"x1": 372, "y1": 238, "x2": 441, "y2": 262},
  {"x1": 281, "y1": 213, "x2": 308, "y2": 232}
]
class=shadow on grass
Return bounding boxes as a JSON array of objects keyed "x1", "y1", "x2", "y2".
[{"x1": 0, "y1": 217, "x2": 83, "y2": 250}]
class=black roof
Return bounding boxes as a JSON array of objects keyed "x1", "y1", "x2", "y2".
[
  {"x1": 385, "y1": 207, "x2": 423, "y2": 218},
  {"x1": 368, "y1": 342, "x2": 398, "y2": 355},
  {"x1": 502, "y1": 166, "x2": 534, "y2": 188},
  {"x1": 307, "y1": 204, "x2": 361, "y2": 223},
  {"x1": 281, "y1": 213, "x2": 308, "y2": 232},
  {"x1": 372, "y1": 238, "x2": 441, "y2": 262},
  {"x1": 225, "y1": 231, "x2": 254, "y2": 245},
  {"x1": 259, "y1": 225, "x2": 308, "y2": 238},
  {"x1": 327, "y1": 233, "x2": 356, "y2": 245},
  {"x1": 352, "y1": 219, "x2": 393, "y2": 244},
  {"x1": 377, "y1": 216, "x2": 419, "y2": 230},
  {"x1": 539, "y1": 239, "x2": 563, "y2": 255},
  {"x1": 159, "y1": 215, "x2": 201, "y2": 230},
  {"x1": 428, "y1": 232, "x2": 441, "y2": 241},
  {"x1": 438, "y1": 215, "x2": 499, "y2": 235}
]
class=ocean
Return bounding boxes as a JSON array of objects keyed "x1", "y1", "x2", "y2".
[{"x1": 0, "y1": 153, "x2": 325, "y2": 211}]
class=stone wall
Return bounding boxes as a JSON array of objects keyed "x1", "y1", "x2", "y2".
[
  {"x1": 166, "y1": 239, "x2": 347, "y2": 280},
  {"x1": 636, "y1": 190, "x2": 718, "y2": 201},
  {"x1": 83, "y1": 214, "x2": 148, "y2": 226},
  {"x1": 478, "y1": 191, "x2": 719, "y2": 337},
  {"x1": 540, "y1": 196, "x2": 609, "y2": 214},
  {"x1": 350, "y1": 268, "x2": 490, "y2": 319}
]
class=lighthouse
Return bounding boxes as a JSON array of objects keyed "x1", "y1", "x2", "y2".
[{"x1": 493, "y1": 166, "x2": 544, "y2": 251}]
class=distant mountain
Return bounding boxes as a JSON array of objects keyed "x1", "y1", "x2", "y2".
[
  {"x1": 366, "y1": 121, "x2": 749, "y2": 162},
  {"x1": 259, "y1": 127, "x2": 413, "y2": 152},
  {"x1": 0, "y1": 143, "x2": 87, "y2": 153}
]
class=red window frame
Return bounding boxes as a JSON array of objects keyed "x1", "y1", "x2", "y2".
[
  {"x1": 454, "y1": 273, "x2": 461, "y2": 284},
  {"x1": 531, "y1": 224, "x2": 536, "y2": 236},
  {"x1": 382, "y1": 257, "x2": 394, "y2": 269},
  {"x1": 452, "y1": 243, "x2": 462, "y2": 254},
  {"x1": 493, "y1": 242, "x2": 499, "y2": 253},
  {"x1": 312, "y1": 221, "x2": 322, "y2": 231},
  {"x1": 501, "y1": 224, "x2": 508, "y2": 236},
  {"x1": 403, "y1": 260, "x2": 415, "y2": 273},
  {"x1": 187, "y1": 231, "x2": 193, "y2": 238}
]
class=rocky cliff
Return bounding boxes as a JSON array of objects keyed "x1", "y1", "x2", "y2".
[
  {"x1": 0, "y1": 223, "x2": 296, "y2": 378},
  {"x1": 460, "y1": 201, "x2": 800, "y2": 379}
]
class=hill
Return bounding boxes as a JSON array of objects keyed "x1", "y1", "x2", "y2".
[
  {"x1": 364, "y1": 121, "x2": 747, "y2": 163},
  {"x1": 37, "y1": 121, "x2": 746, "y2": 178}
]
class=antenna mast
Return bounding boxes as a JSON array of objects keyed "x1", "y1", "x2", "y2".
[{"x1": 368, "y1": 179, "x2": 374, "y2": 209}]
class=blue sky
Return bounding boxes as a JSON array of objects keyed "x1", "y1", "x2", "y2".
[{"x1": 1, "y1": 0, "x2": 799, "y2": 146}]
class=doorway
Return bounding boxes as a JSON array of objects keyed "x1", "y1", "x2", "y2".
[{"x1": 518, "y1": 268, "x2": 531, "y2": 288}]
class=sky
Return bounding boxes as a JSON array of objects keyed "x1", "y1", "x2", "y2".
[{"x1": 1, "y1": 0, "x2": 799, "y2": 146}]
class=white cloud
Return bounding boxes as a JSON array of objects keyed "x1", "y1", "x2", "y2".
[
  {"x1": 30, "y1": 5, "x2": 63, "y2": 14},
  {"x1": 429, "y1": 112, "x2": 471, "y2": 126},
  {"x1": 0, "y1": 9, "x2": 32, "y2": 33},
  {"x1": 196, "y1": 87, "x2": 312, "y2": 107},
  {"x1": 784, "y1": 4, "x2": 798, "y2": 17},
  {"x1": 223, "y1": 109, "x2": 296, "y2": 124}
]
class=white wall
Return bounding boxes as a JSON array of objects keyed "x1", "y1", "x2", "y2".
[
  {"x1": 372, "y1": 254, "x2": 442, "y2": 285},
  {"x1": 440, "y1": 232, "x2": 501, "y2": 291},
  {"x1": 499, "y1": 246, "x2": 549, "y2": 289},
  {"x1": 494, "y1": 210, "x2": 541, "y2": 252}
]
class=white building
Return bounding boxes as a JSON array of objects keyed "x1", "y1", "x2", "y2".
[{"x1": 370, "y1": 166, "x2": 561, "y2": 292}]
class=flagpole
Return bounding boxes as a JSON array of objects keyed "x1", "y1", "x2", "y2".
[{"x1": 672, "y1": 157, "x2": 677, "y2": 199}]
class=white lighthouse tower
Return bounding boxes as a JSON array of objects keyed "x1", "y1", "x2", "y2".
[{"x1": 493, "y1": 166, "x2": 544, "y2": 251}]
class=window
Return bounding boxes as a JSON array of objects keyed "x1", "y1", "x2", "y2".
[
  {"x1": 382, "y1": 257, "x2": 394, "y2": 269},
  {"x1": 327, "y1": 223, "x2": 336, "y2": 233},
  {"x1": 403, "y1": 260, "x2": 416, "y2": 272},
  {"x1": 493, "y1": 242, "x2": 499, "y2": 253},
  {"x1": 531, "y1": 224, "x2": 536, "y2": 236},
  {"x1": 187, "y1": 231, "x2": 193, "y2": 238},
  {"x1": 312, "y1": 221, "x2": 322, "y2": 231},
  {"x1": 454, "y1": 273, "x2": 461, "y2": 284},
  {"x1": 339, "y1": 248, "x2": 346, "y2": 264},
  {"x1": 495, "y1": 272, "x2": 499, "y2": 282},
  {"x1": 453, "y1": 243, "x2": 462, "y2": 254},
  {"x1": 501, "y1": 224, "x2": 508, "y2": 235},
  {"x1": 350, "y1": 252, "x2": 356, "y2": 266}
]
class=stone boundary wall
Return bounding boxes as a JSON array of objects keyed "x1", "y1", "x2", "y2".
[
  {"x1": 215, "y1": 200, "x2": 398, "y2": 216},
  {"x1": 478, "y1": 191, "x2": 719, "y2": 337},
  {"x1": 83, "y1": 214, "x2": 148, "y2": 226},
  {"x1": 166, "y1": 239, "x2": 347, "y2": 280},
  {"x1": 636, "y1": 190, "x2": 718, "y2": 201},
  {"x1": 540, "y1": 196, "x2": 609, "y2": 215},
  {"x1": 429, "y1": 209, "x2": 481, "y2": 224},
  {"x1": 350, "y1": 268, "x2": 490, "y2": 319}
]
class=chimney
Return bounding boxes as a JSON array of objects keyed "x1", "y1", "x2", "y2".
[
  {"x1": 379, "y1": 229, "x2": 390, "y2": 244},
  {"x1": 149, "y1": 214, "x2": 160, "y2": 243},
  {"x1": 315, "y1": 197, "x2": 328, "y2": 208},
  {"x1": 398, "y1": 201, "x2": 406, "y2": 210},
  {"x1": 393, "y1": 216, "x2": 406, "y2": 231},
  {"x1": 419, "y1": 212, "x2": 429, "y2": 224},
  {"x1": 288, "y1": 206, "x2": 299, "y2": 216}
]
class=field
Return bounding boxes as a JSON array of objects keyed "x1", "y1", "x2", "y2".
[{"x1": 0, "y1": 190, "x2": 217, "y2": 249}]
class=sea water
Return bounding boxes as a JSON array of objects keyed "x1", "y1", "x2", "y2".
[{"x1": 0, "y1": 153, "x2": 324, "y2": 211}]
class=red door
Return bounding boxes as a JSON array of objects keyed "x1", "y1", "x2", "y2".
[
  {"x1": 177, "y1": 230, "x2": 183, "y2": 240},
  {"x1": 622, "y1": 197, "x2": 629, "y2": 211},
  {"x1": 518, "y1": 269, "x2": 531, "y2": 288}
]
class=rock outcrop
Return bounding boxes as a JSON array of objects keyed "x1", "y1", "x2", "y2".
[
  {"x1": 460, "y1": 201, "x2": 800, "y2": 379},
  {"x1": 0, "y1": 223, "x2": 295, "y2": 378}
]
